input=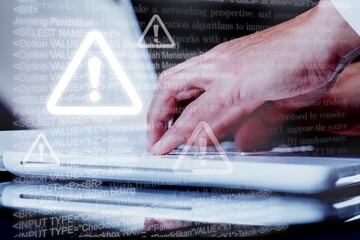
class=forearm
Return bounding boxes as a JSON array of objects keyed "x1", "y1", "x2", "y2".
[{"x1": 315, "y1": 0, "x2": 360, "y2": 61}]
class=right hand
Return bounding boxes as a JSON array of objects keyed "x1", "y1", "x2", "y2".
[{"x1": 147, "y1": 0, "x2": 360, "y2": 155}]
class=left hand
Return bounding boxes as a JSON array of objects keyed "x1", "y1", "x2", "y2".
[{"x1": 231, "y1": 62, "x2": 360, "y2": 151}]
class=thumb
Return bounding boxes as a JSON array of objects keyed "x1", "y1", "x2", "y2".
[{"x1": 235, "y1": 101, "x2": 294, "y2": 152}]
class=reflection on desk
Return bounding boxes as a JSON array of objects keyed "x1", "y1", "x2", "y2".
[{"x1": 1, "y1": 180, "x2": 359, "y2": 237}]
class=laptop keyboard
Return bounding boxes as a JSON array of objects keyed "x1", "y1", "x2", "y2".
[{"x1": 169, "y1": 142, "x2": 315, "y2": 157}]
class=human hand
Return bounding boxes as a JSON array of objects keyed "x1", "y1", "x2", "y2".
[
  {"x1": 147, "y1": 0, "x2": 360, "y2": 155},
  {"x1": 232, "y1": 62, "x2": 360, "y2": 151}
]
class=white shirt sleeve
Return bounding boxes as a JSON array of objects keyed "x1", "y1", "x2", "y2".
[{"x1": 331, "y1": 0, "x2": 360, "y2": 36}]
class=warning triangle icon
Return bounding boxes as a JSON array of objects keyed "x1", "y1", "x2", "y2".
[
  {"x1": 137, "y1": 14, "x2": 176, "y2": 49},
  {"x1": 173, "y1": 122, "x2": 233, "y2": 176},
  {"x1": 23, "y1": 133, "x2": 60, "y2": 168},
  {"x1": 47, "y1": 31, "x2": 143, "y2": 115}
]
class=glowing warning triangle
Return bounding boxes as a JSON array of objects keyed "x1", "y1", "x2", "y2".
[
  {"x1": 47, "y1": 31, "x2": 143, "y2": 115},
  {"x1": 173, "y1": 122, "x2": 233, "y2": 175},
  {"x1": 137, "y1": 14, "x2": 176, "y2": 49},
  {"x1": 23, "y1": 133, "x2": 60, "y2": 168}
]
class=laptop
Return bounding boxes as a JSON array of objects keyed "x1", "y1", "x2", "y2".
[
  {"x1": 1, "y1": 181, "x2": 360, "y2": 227},
  {"x1": 0, "y1": 0, "x2": 360, "y2": 196}
]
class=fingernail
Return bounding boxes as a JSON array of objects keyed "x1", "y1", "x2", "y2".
[{"x1": 151, "y1": 140, "x2": 163, "y2": 154}]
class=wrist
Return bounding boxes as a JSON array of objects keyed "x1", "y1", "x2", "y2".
[{"x1": 314, "y1": 0, "x2": 360, "y2": 60}]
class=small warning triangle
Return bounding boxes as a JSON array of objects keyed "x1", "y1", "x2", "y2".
[
  {"x1": 137, "y1": 14, "x2": 176, "y2": 49},
  {"x1": 47, "y1": 31, "x2": 143, "y2": 115},
  {"x1": 173, "y1": 122, "x2": 233, "y2": 175},
  {"x1": 23, "y1": 133, "x2": 60, "y2": 168}
]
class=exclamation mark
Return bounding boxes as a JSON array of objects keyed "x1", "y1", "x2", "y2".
[
  {"x1": 199, "y1": 137, "x2": 207, "y2": 166},
  {"x1": 39, "y1": 143, "x2": 44, "y2": 161},
  {"x1": 153, "y1": 23, "x2": 160, "y2": 44},
  {"x1": 88, "y1": 57, "x2": 101, "y2": 102}
]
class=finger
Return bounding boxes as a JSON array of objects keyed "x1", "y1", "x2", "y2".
[
  {"x1": 235, "y1": 102, "x2": 274, "y2": 151},
  {"x1": 193, "y1": 101, "x2": 264, "y2": 145},
  {"x1": 147, "y1": 63, "x2": 217, "y2": 151},
  {"x1": 146, "y1": 119, "x2": 168, "y2": 152},
  {"x1": 150, "y1": 90, "x2": 222, "y2": 155},
  {"x1": 235, "y1": 113, "x2": 275, "y2": 152},
  {"x1": 285, "y1": 63, "x2": 360, "y2": 136},
  {"x1": 147, "y1": 75, "x2": 204, "y2": 151},
  {"x1": 146, "y1": 37, "x2": 251, "y2": 152},
  {"x1": 146, "y1": 86, "x2": 177, "y2": 151},
  {"x1": 235, "y1": 101, "x2": 295, "y2": 151},
  {"x1": 146, "y1": 73, "x2": 195, "y2": 151}
]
